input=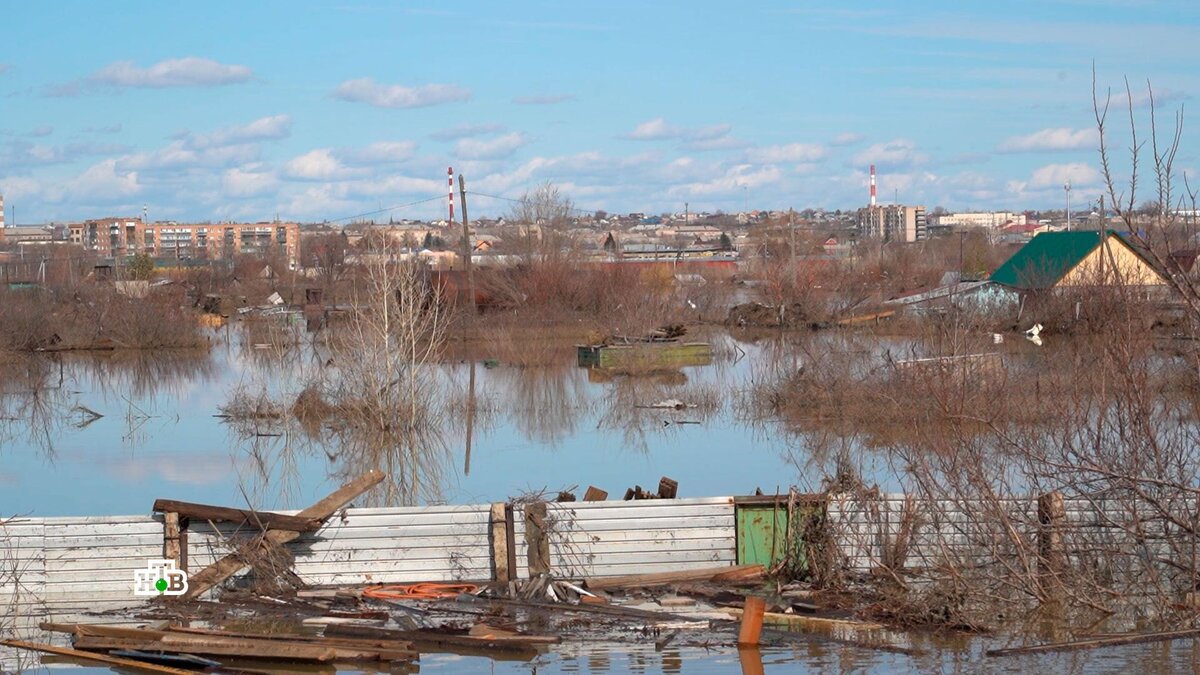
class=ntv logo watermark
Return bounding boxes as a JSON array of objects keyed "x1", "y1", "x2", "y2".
[{"x1": 133, "y1": 559, "x2": 189, "y2": 597}]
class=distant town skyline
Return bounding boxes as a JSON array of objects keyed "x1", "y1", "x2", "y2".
[{"x1": 1, "y1": 1, "x2": 1196, "y2": 223}]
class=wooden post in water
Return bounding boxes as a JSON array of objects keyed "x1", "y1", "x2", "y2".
[
  {"x1": 1037, "y1": 490, "x2": 1066, "y2": 595},
  {"x1": 737, "y1": 596, "x2": 766, "y2": 646},
  {"x1": 489, "y1": 503, "x2": 510, "y2": 583},
  {"x1": 524, "y1": 502, "x2": 551, "y2": 576}
]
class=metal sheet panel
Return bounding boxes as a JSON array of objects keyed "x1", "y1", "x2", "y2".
[
  {"x1": 184, "y1": 504, "x2": 495, "y2": 587},
  {"x1": 511, "y1": 497, "x2": 736, "y2": 579}
]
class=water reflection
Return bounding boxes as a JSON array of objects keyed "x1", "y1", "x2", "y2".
[{"x1": 3, "y1": 323, "x2": 918, "y2": 516}]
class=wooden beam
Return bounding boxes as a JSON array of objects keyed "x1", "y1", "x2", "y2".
[
  {"x1": 585, "y1": 564, "x2": 764, "y2": 591},
  {"x1": 986, "y1": 628, "x2": 1200, "y2": 657},
  {"x1": 0, "y1": 639, "x2": 196, "y2": 675},
  {"x1": 181, "y1": 469, "x2": 384, "y2": 600},
  {"x1": 582, "y1": 486, "x2": 608, "y2": 501},
  {"x1": 162, "y1": 511, "x2": 181, "y2": 565},
  {"x1": 71, "y1": 636, "x2": 344, "y2": 662},
  {"x1": 152, "y1": 499, "x2": 321, "y2": 532},
  {"x1": 523, "y1": 502, "x2": 550, "y2": 577},
  {"x1": 325, "y1": 623, "x2": 559, "y2": 649},
  {"x1": 489, "y1": 503, "x2": 510, "y2": 583}
]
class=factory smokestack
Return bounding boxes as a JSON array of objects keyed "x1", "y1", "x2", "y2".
[{"x1": 869, "y1": 165, "x2": 877, "y2": 207}]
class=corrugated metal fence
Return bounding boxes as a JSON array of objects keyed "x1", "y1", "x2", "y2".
[{"x1": 512, "y1": 497, "x2": 737, "y2": 579}]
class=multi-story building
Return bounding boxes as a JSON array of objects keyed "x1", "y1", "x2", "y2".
[
  {"x1": 933, "y1": 211, "x2": 1026, "y2": 229},
  {"x1": 69, "y1": 218, "x2": 301, "y2": 266},
  {"x1": 856, "y1": 205, "x2": 927, "y2": 243}
]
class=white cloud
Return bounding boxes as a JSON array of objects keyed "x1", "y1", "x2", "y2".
[
  {"x1": 1028, "y1": 162, "x2": 1101, "y2": 189},
  {"x1": 57, "y1": 57, "x2": 254, "y2": 93},
  {"x1": 744, "y1": 143, "x2": 827, "y2": 164},
  {"x1": 623, "y1": 117, "x2": 731, "y2": 142},
  {"x1": 0, "y1": 140, "x2": 128, "y2": 167},
  {"x1": 830, "y1": 132, "x2": 864, "y2": 147},
  {"x1": 183, "y1": 115, "x2": 292, "y2": 149},
  {"x1": 83, "y1": 123, "x2": 123, "y2": 134},
  {"x1": 682, "y1": 136, "x2": 750, "y2": 152},
  {"x1": 284, "y1": 149, "x2": 361, "y2": 181},
  {"x1": 430, "y1": 123, "x2": 506, "y2": 141},
  {"x1": 455, "y1": 132, "x2": 530, "y2": 160},
  {"x1": 667, "y1": 164, "x2": 783, "y2": 198},
  {"x1": 95, "y1": 57, "x2": 252, "y2": 87},
  {"x1": 852, "y1": 139, "x2": 927, "y2": 169},
  {"x1": 998, "y1": 127, "x2": 1097, "y2": 152},
  {"x1": 223, "y1": 164, "x2": 278, "y2": 197},
  {"x1": 115, "y1": 116, "x2": 290, "y2": 172},
  {"x1": 0, "y1": 64, "x2": 8, "y2": 75},
  {"x1": 337, "y1": 140, "x2": 418, "y2": 165},
  {"x1": 71, "y1": 159, "x2": 141, "y2": 199},
  {"x1": 27, "y1": 125, "x2": 54, "y2": 137},
  {"x1": 333, "y1": 78, "x2": 471, "y2": 109},
  {"x1": 513, "y1": 93, "x2": 575, "y2": 105},
  {"x1": 119, "y1": 142, "x2": 258, "y2": 171}
]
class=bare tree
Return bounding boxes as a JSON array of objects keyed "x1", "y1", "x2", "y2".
[{"x1": 508, "y1": 181, "x2": 575, "y2": 262}]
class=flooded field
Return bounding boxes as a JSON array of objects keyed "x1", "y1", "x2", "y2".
[
  {"x1": 0, "y1": 326, "x2": 866, "y2": 516},
  {"x1": 5, "y1": 322, "x2": 1200, "y2": 673}
]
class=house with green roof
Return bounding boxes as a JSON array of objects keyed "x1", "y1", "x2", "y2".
[{"x1": 989, "y1": 231, "x2": 1168, "y2": 291}]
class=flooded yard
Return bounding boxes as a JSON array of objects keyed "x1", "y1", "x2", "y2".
[{"x1": 5, "y1": 322, "x2": 1200, "y2": 673}]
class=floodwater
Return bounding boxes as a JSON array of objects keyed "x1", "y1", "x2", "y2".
[
  {"x1": 3, "y1": 323, "x2": 1193, "y2": 672},
  {"x1": 1, "y1": 326, "x2": 873, "y2": 516}
]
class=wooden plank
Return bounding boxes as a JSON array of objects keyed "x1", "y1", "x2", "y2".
[
  {"x1": 524, "y1": 502, "x2": 550, "y2": 577},
  {"x1": 181, "y1": 469, "x2": 384, "y2": 600},
  {"x1": 162, "y1": 511, "x2": 180, "y2": 566},
  {"x1": 585, "y1": 563, "x2": 761, "y2": 590},
  {"x1": 583, "y1": 487, "x2": 608, "y2": 501},
  {"x1": 985, "y1": 628, "x2": 1200, "y2": 657},
  {"x1": 152, "y1": 499, "x2": 321, "y2": 532},
  {"x1": 722, "y1": 607, "x2": 885, "y2": 630},
  {"x1": 324, "y1": 623, "x2": 560, "y2": 649},
  {"x1": 0, "y1": 639, "x2": 196, "y2": 674},
  {"x1": 490, "y1": 503, "x2": 510, "y2": 583},
  {"x1": 71, "y1": 636, "x2": 346, "y2": 662}
]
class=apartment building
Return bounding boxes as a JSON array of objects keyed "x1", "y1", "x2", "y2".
[
  {"x1": 69, "y1": 218, "x2": 300, "y2": 266},
  {"x1": 856, "y1": 205, "x2": 927, "y2": 243},
  {"x1": 933, "y1": 211, "x2": 1027, "y2": 229}
]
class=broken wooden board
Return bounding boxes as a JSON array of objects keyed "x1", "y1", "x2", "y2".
[
  {"x1": 325, "y1": 622, "x2": 560, "y2": 649},
  {"x1": 584, "y1": 563, "x2": 764, "y2": 590},
  {"x1": 181, "y1": 469, "x2": 384, "y2": 600},
  {"x1": 985, "y1": 628, "x2": 1200, "y2": 657},
  {"x1": 71, "y1": 636, "x2": 346, "y2": 662},
  {"x1": 152, "y1": 499, "x2": 321, "y2": 532},
  {"x1": 1, "y1": 639, "x2": 197, "y2": 674}
]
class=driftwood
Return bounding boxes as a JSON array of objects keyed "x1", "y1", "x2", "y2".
[
  {"x1": 0, "y1": 640, "x2": 195, "y2": 674},
  {"x1": 181, "y1": 469, "x2": 384, "y2": 599},
  {"x1": 584, "y1": 564, "x2": 764, "y2": 590},
  {"x1": 985, "y1": 628, "x2": 1200, "y2": 657}
]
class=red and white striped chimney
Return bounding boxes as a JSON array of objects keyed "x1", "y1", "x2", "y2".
[
  {"x1": 448, "y1": 167, "x2": 455, "y2": 224},
  {"x1": 869, "y1": 164, "x2": 877, "y2": 207}
]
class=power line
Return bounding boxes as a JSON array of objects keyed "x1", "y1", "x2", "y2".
[
  {"x1": 465, "y1": 190, "x2": 602, "y2": 217},
  {"x1": 323, "y1": 195, "x2": 447, "y2": 224}
]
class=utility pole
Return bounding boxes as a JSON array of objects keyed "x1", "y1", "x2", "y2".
[
  {"x1": 458, "y1": 174, "x2": 476, "y2": 313},
  {"x1": 1065, "y1": 181, "x2": 1072, "y2": 231}
]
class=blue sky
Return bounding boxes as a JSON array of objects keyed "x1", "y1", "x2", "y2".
[{"x1": 1, "y1": 0, "x2": 1197, "y2": 223}]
